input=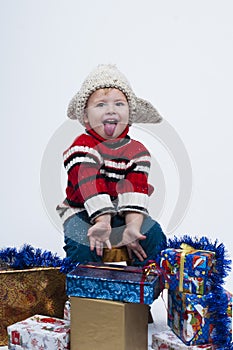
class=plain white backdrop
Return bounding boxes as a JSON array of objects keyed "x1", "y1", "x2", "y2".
[{"x1": 1, "y1": 0, "x2": 232, "y2": 291}]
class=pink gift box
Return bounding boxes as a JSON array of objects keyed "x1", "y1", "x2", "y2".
[
  {"x1": 152, "y1": 329, "x2": 215, "y2": 349},
  {"x1": 7, "y1": 314, "x2": 70, "y2": 349}
]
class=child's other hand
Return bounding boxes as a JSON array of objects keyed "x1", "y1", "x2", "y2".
[
  {"x1": 117, "y1": 226, "x2": 147, "y2": 262},
  {"x1": 116, "y1": 212, "x2": 147, "y2": 262},
  {"x1": 87, "y1": 214, "x2": 112, "y2": 256}
]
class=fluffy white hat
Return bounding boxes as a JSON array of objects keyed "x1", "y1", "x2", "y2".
[{"x1": 67, "y1": 64, "x2": 162, "y2": 125}]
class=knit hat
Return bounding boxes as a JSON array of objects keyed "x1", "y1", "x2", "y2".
[{"x1": 67, "y1": 64, "x2": 162, "y2": 125}]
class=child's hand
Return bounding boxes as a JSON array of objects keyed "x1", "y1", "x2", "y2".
[
  {"x1": 116, "y1": 212, "x2": 147, "y2": 262},
  {"x1": 87, "y1": 214, "x2": 112, "y2": 256},
  {"x1": 117, "y1": 226, "x2": 147, "y2": 262}
]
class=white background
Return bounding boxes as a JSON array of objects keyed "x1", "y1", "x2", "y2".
[{"x1": 1, "y1": 0, "x2": 232, "y2": 291}]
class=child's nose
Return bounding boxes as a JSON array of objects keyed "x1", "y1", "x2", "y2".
[{"x1": 106, "y1": 104, "x2": 116, "y2": 115}]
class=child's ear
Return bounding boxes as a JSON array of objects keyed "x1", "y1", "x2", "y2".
[{"x1": 83, "y1": 111, "x2": 89, "y2": 124}]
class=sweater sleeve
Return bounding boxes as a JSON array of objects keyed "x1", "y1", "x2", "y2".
[
  {"x1": 117, "y1": 142, "x2": 153, "y2": 216},
  {"x1": 64, "y1": 135, "x2": 116, "y2": 222}
]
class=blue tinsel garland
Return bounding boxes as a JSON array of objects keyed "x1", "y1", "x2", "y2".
[
  {"x1": 166, "y1": 235, "x2": 232, "y2": 289},
  {"x1": 167, "y1": 235, "x2": 232, "y2": 349},
  {"x1": 206, "y1": 285, "x2": 233, "y2": 349},
  {"x1": 0, "y1": 244, "x2": 64, "y2": 269},
  {"x1": 0, "y1": 244, "x2": 78, "y2": 273}
]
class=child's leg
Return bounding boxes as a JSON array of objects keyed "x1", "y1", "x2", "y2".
[
  {"x1": 63, "y1": 211, "x2": 102, "y2": 264},
  {"x1": 63, "y1": 212, "x2": 166, "y2": 265}
]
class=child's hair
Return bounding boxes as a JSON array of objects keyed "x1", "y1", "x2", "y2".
[
  {"x1": 67, "y1": 64, "x2": 163, "y2": 126},
  {"x1": 84, "y1": 87, "x2": 122, "y2": 109},
  {"x1": 94, "y1": 87, "x2": 114, "y2": 96}
]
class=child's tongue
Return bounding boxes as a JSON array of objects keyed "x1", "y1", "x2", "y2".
[{"x1": 104, "y1": 122, "x2": 117, "y2": 136}]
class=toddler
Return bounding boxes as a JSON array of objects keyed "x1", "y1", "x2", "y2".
[{"x1": 57, "y1": 64, "x2": 166, "y2": 266}]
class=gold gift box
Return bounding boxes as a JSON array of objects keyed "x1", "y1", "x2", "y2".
[
  {"x1": 70, "y1": 297, "x2": 148, "y2": 350},
  {"x1": 0, "y1": 267, "x2": 67, "y2": 346}
]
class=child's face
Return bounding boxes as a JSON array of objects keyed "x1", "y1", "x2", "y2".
[{"x1": 84, "y1": 88, "x2": 129, "y2": 139}]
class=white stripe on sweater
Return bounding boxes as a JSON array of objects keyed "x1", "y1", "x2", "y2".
[
  {"x1": 64, "y1": 145, "x2": 102, "y2": 163},
  {"x1": 100, "y1": 169, "x2": 125, "y2": 180},
  {"x1": 84, "y1": 194, "x2": 115, "y2": 218},
  {"x1": 118, "y1": 192, "x2": 149, "y2": 210},
  {"x1": 104, "y1": 156, "x2": 151, "y2": 171},
  {"x1": 65, "y1": 156, "x2": 96, "y2": 172},
  {"x1": 134, "y1": 165, "x2": 150, "y2": 174}
]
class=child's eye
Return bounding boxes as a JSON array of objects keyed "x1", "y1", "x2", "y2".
[
  {"x1": 96, "y1": 102, "x2": 106, "y2": 107},
  {"x1": 116, "y1": 102, "x2": 125, "y2": 106}
]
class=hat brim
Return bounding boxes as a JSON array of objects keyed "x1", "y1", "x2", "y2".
[{"x1": 133, "y1": 97, "x2": 163, "y2": 124}]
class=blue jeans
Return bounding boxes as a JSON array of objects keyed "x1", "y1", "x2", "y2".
[{"x1": 63, "y1": 211, "x2": 166, "y2": 267}]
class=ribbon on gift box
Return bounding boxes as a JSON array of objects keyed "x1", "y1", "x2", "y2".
[
  {"x1": 143, "y1": 260, "x2": 170, "y2": 287},
  {"x1": 142, "y1": 260, "x2": 170, "y2": 303},
  {"x1": 179, "y1": 243, "x2": 215, "y2": 292}
]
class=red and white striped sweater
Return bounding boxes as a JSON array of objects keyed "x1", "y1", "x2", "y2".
[{"x1": 57, "y1": 125, "x2": 154, "y2": 224}]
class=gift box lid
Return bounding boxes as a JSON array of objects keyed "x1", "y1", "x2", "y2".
[
  {"x1": 67, "y1": 263, "x2": 159, "y2": 284},
  {"x1": 160, "y1": 248, "x2": 215, "y2": 274},
  {"x1": 8, "y1": 314, "x2": 70, "y2": 331}
]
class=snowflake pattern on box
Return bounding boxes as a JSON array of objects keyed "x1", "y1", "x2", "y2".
[{"x1": 66, "y1": 263, "x2": 163, "y2": 304}]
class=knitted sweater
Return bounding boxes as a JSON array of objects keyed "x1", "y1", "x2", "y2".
[{"x1": 57, "y1": 125, "x2": 154, "y2": 224}]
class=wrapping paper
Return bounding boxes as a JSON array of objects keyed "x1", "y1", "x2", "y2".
[
  {"x1": 152, "y1": 329, "x2": 215, "y2": 349},
  {"x1": 7, "y1": 314, "x2": 70, "y2": 349},
  {"x1": 167, "y1": 289, "x2": 232, "y2": 346},
  {"x1": 63, "y1": 300, "x2": 71, "y2": 321},
  {"x1": 159, "y1": 245, "x2": 215, "y2": 294},
  {"x1": 66, "y1": 263, "x2": 163, "y2": 304},
  {"x1": 70, "y1": 296, "x2": 148, "y2": 350},
  {"x1": 0, "y1": 267, "x2": 67, "y2": 346}
]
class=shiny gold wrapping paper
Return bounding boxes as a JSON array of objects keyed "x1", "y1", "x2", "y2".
[
  {"x1": 70, "y1": 297, "x2": 148, "y2": 350},
  {"x1": 103, "y1": 246, "x2": 130, "y2": 263},
  {"x1": 0, "y1": 267, "x2": 67, "y2": 346}
]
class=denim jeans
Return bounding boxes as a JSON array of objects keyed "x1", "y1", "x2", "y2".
[{"x1": 63, "y1": 211, "x2": 166, "y2": 267}]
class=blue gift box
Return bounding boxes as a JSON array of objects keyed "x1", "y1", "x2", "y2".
[
  {"x1": 66, "y1": 263, "x2": 164, "y2": 304},
  {"x1": 159, "y1": 247, "x2": 215, "y2": 295},
  {"x1": 167, "y1": 289, "x2": 232, "y2": 346}
]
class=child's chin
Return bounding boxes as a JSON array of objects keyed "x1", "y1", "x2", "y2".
[{"x1": 103, "y1": 133, "x2": 116, "y2": 139}]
